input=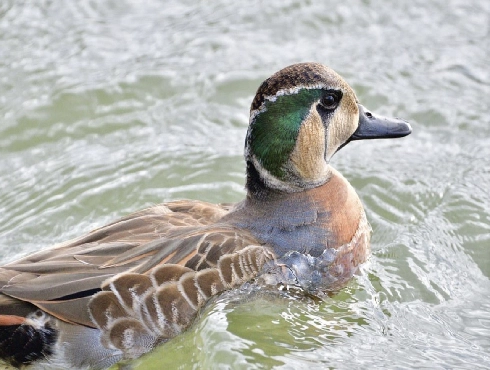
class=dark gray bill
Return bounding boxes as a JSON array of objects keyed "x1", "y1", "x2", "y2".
[{"x1": 350, "y1": 104, "x2": 412, "y2": 140}]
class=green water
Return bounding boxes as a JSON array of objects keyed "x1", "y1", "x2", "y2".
[{"x1": 1, "y1": 1, "x2": 489, "y2": 369}]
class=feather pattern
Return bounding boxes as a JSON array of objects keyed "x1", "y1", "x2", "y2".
[
  {"x1": 88, "y1": 245, "x2": 275, "y2": 357},
  {"x1": 0, "y1": 201, "x2": 263, "y2": 326}
]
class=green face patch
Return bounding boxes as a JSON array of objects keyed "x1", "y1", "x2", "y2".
[{"x1": 249, "y1": 88, "x2": 324, "y2": 180}]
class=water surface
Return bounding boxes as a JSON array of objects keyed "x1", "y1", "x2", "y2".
[{"x1": 0, "y1": 1, "x2": 489, "y2": 369}]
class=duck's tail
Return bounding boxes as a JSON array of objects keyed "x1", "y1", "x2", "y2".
[{"x1": 0, "y1": 297, "x2": 57, "y2": 368}]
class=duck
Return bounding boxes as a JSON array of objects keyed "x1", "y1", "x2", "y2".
[{"x1": 0, "y1": 62, "x2": 411, "y2": 369}]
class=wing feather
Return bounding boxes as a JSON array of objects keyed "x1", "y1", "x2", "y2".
[{"x1": 0, "y1": 200, "x2": 267, "y2": 327}]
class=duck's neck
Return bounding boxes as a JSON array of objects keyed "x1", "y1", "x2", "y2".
[
  {"x1": 245, "y1": 159, "x2": 279, "y2": 200},
  {"x1": 245, "y1": 159, "x2": 330, "y2": 199},
  {"x1": 233, "y1": 166, "x2": 364, "y2": 257}
]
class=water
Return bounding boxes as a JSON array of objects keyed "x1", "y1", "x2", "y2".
[{"x1": 1, "y1": 0, "x2": 489, "y2": 369}]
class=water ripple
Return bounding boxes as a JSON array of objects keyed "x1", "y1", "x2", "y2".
[{"x1": 1, "y1": 0, "x2": 489, "y2": 369}]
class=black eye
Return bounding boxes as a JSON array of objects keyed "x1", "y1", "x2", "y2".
[{"x1": 319, "y1": 92, "x2": 340, "y2": 110}]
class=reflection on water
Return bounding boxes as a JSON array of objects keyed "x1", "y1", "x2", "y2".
[{"x1": 1, "y1": 0, "x2": 489, "y2": 369}]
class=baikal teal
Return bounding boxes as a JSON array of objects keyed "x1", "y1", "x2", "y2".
[{"x1": 0, "y1": 63, "x2": 410, "y2": 369}]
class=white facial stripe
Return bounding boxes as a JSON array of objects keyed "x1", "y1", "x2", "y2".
[
  {"x1": 263, "y1": 83, "x2": 328, "y2": 102},
  {"x1": 249, "y1": 83, "x2": 330, "y2": 123},
  {"x1": 251, "y1": 156, "x2": 303, "y2": 192}
]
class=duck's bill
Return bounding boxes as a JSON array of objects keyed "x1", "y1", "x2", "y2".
[{"x1": 350, "y1": 104, "x2": 412, "y2": 140}]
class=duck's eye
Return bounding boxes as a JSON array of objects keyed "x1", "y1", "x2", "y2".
[{"x1": 320, "y1": 93, "x2": 340, "y2": 110}]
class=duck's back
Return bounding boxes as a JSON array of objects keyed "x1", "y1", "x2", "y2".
[
  {"x1": 0, "y1": 200, "x2": 269, "y2": 368},
  {"x1": 1, "y1": 200, "x2": 250, "y2": 317}
]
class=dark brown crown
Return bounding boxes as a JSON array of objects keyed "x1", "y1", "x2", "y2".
[{"x1": 250, "y1": 62, "x2": 339, "y2": 112}]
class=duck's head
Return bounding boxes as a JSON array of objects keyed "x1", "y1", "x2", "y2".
[{"x1": 245, "y1": 62, "x2": 411, "y2": 194}]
